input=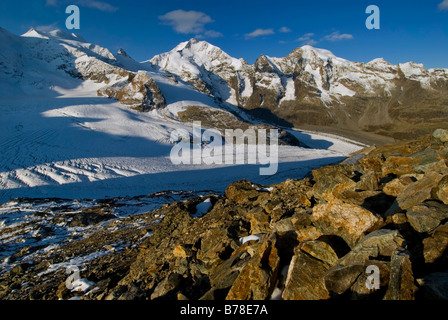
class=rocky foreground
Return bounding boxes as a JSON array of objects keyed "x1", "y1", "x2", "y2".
[{"x1": 1, "y1": 130, "x2": 448, "y2": 300}]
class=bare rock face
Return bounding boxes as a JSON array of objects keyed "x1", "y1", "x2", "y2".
[{"x1": 98, "y1": 71, "x2": 166, "y2": 111}]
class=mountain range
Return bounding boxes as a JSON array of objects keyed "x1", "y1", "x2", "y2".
[
  {"x1": 2, "y1": 27, "x2": 448, "y2": 143},
  {"x1": 150, "y1": 38, "x2": 448, "y2": 141},
  {"x1": 1, "y1": 26, "x2": 369, "y2": 202}
]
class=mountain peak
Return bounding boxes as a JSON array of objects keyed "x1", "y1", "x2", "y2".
[
  {"x1": 118, "y1": 48, "x2": 131, "y2": 58},
  {"x1": 22, "y1": 27, "x2": 86, "y2": 42},
  {"x1": 188, "y1": 38, "x2": 200, "y2": 45},
  {"x1": 22, "y1": 28, "x2": 49, "y2": 39}
]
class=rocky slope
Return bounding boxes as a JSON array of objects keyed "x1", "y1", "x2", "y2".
[
  {"x1": 1, "y1": 129, "x2": 447, "y2": 300},
  {"x1": 151, "y1": 39, "x2": 448, "y2": 140}
]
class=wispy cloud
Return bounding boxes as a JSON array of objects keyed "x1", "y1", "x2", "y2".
[
  {"x1": 45, "y1": 0, "x2": 58, "y2": 6},
  {"x1": 296, "y1": 33, "x2": 318, "y2": 46},
  {"x1": 278, "y1": 26, "x2": 291, "y2": 33},
  {"x1": 322, "y1": 31, "x2": 354, "y2": 42},
  {"x1": 195, "y1": 30, "x2": 223, "y2": 39},
  {"x1": 244, "y1": 28, "x2": 275, "y2": 39},
  {"x1": 159, "y1": 10, "x2": 212, "y2": 34},
  {"x1": 45, "y1": 0, "x2": 118, "y2": 12},
  {"x1": 439, "y1": 0, "x2": 448, "y2": 11}
]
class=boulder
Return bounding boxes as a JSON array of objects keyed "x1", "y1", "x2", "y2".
[
  {"x1": 312, "y1": 165, "x2": 358, "y2": 202},
  {"x1": 324, "y1": 230, "x2": 407, "y2": 297},
  {"x1": 226, "y1": 234, "x2": 280, "y2": 300},
  {"x1": 324, "y1": 264, "x2": 365, "y2": 295},
  {"x1": 406, "y1": 201, "x2": 448, "y2": 233},
  {"x1": 312, "y1": 200, "x2": 384, "y2": 248},
  {"x1": 396, "y1": 171, "x2": 444, "y2": 210},
  {"x1": 423, "y1": 222, "x2": 448, "y2": 264},
  {"x1": 382, "y1": 176, "x2": 415, "y2": 197},
  {"x1": 384, "y1": 249, "x2": 417, "y2": 300},
  {"x1": 355, "y1": 171, "x2": 379, "y2": 191},
  {"x1": 225, "y1": 180, "x2": 263, "y2": 205},
  {"x1": 282, "y1": 241, "x2": 337, "y2": 300},
  {"x1": 382, "y1": 156, "x2": 421, "y2": 177},
  {"x1": 435, "y1": 175, "x2": 448, "y2": 205}
]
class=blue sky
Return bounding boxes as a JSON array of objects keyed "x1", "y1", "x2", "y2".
[{"x1": 1, "y1": 0, "x2": 448, "y2": 68}]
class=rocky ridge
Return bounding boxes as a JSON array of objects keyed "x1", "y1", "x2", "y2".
[{"x1": 1, "y1": 129, "x2": 448, "y2": 300}]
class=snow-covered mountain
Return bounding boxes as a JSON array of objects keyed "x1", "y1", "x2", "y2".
[
  {"x1": 151, "y1": 39, "x2": 448, "y2": 139},
  {"x1": 0, "y1": 27, "x2": 168, "y2": 111},
  {"x1": 0, "y1": 27, "x2": 365, "y2": 203}
]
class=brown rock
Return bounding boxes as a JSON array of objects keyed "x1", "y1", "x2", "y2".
[
  {"x1": 406, "y1": 201, "x2": 448, "y2": 233},
  {"x1": 225, "y1": 180, "x2": 265, "y2": 205},
  {"x1": 423, "y1": 222, "x2": 448, "y2": 264},
  {"x1": 383, "y1": 176, "x2": 415, "y2": 197},
  {"x1": 382, "y1": 156, "x2": 421, "y2": 177},
  {"x1": 338, "y1": 229, "x2": 406, "y2": 266},
  {"x1": 435, "y1": 175, "x2": 448, "y2": 205},
  {"x1": 312, "y1": 165, "x2": 357, "y2": 202},
  {"x1": 226, "y1": 235, "x2": 280, "y2": 300},
  {"x1": 324, "y1": 264, "x2": 365, "y2": 295},
  {"x1": 282, "y1": 242, "x2": 336, "y2": 300},
  {"x1": 349, "y1": 261, "x2": 391, "y2": 298},
  {"x1": 173, "y1": 245, "x2": 189, "y2": 259},
  {"x1": 296, "y1": 226, "x2": 323, "y2": 242},
  {"x1": 396, "y1": 171, "x2": 444, "y2": 210},
  {"x1": 384, "y1": 249, "x2": 417, "y2": 300},
  {"x1": 335, "y1": 190, "x2": 381, "y2": 206},
  {"x1": 356, "y1": 171, "x2": 379, "y2": 191},
  {"x1": 299, "y1": 240, "x2": 339, "y2": 266},
  {"x1": 324, "y1": 230, "x2": 406, "y2": 297},
  {"x1": 312, "y1": 199, "x2": 384, "y2": 248},
  {"x1": 247, "y1": 208, "x2": 271, "y2": 234},
  {"x1": 196, "y1": 228, "x2": 233, "y2": 269}
]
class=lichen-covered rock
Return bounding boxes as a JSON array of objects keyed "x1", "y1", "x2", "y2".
[
  {"x1": 384, "y1": 249, "x2": 417, "y2": 300},
  {"x1": 312, "y1": 200, "x2": 384, "y2": 248},
  {"x1": 423, "y1": 222, "x2": 448, "y2": 265},
  {"x1": 282, "y1": 242, "x2": 335, "y2": 300},
  {"x1": 435, "y1": 175, "x2": 448, "y2": 205},
  {"x1": 406, "y1": 201, "x2": 448, "y2": 233},
  {"x1": 225, "y1": 234, "x2": 280, "y2": 300},
  {"x1": 396, "y1": 171, "x2": 445, "y2": 210}
]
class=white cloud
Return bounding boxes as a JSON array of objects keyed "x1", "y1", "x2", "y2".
[
  {"x1": 297, "y1": 33, "x2": 315, "y2": 41},
  {"x1": 303, "y1": 39, "x2": 318, "y2": 46},
  {"x1": 159, "y1": 10, "x2": 214, "y2": 34},
  {"x1": 322, "y1": 31, "x2": 354, "y2": 42},
  {"x1": 278, "y1": 27, "x2": 291, "y2": 33},
  {"x1": 296, "y1": 33, "x2": 318, "y2": 46},
  {"x1": 439, "y1": 0, "x2": 448, "y2": 11},
  {"x1": 244, "y1": 28, "x2": 275, "y2": 39}
]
